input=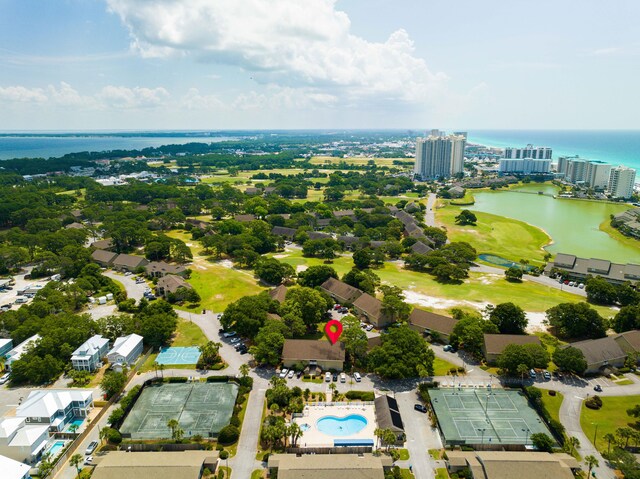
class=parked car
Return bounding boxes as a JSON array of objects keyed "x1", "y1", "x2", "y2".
[
  {"x1": 296, "y1": 370, "x2": 303, "y2": 379},
  {"x1": 124, "y1": 271, "x2": 132, "y2": 276},
  {"x1": 366, "y1": 324, "x2": 374, "y2": 331},
  {"x1": 339, "y1": 307, "x2": 348, "y2": 314},
  {"x1": 594, "y1": 384, "x2": 603, "y2": 392},
  {"x1": 529, "y1": 369, "x2": 537, "y2": 379},
  {"x1": 325, "y1": 372, "x2": 332, "y2": 382},
  {"x1": 238, "y1": 346, "x2": 248, "y2": 355},
  {"x1": 332, "y1": 373, "x2": 338, "y2": 382},
  {"x1": 360, "y1": 322, "x2": 367, "y2": 329},
  {"x1": 85, "y1": 440, "x2": 99, "y2": 455},
  {"x1": 0, "y1": 372, "x2": 10, "y2": 385},
  {"x1": 287, "y1": 370, "x2": 295, "y2": 379},
  {"x1": 354, "y1": 372, "x2": 362, "y2": 382},
  {"x1": 230, "y1": 337, "x2": 241, "y2": 344},
  {"x1": 578, "y1": 283, "x2": 585, "y2": 289},
  {"x1": 340, "y1": 372, "x2": 346, "y2": 383},
  {"x1": 333, "y1": 304, "x2": 342, "y2": 310},
  {"x1": 223, "y1": 331, "x2": 237, "y2": 338},
  {"x1": 84, "y1": 456, "x2": 93, "y2": 465},
  {"x1": 279, "y1": 368, "x2": 289, "y2": 379},
  {"x1": 414, "y1": 404, "x2": 428, "y2": 413},
  {"x1": 443, "y1": 345, "x2": 452, "y2": 352},
  {"x1": 543, "y1": 371, "x2": 551, "y2": 380}
]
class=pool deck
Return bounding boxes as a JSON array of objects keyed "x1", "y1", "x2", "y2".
[{"x1": 293, "y1": 403, "x2": 377, "y2": 447}]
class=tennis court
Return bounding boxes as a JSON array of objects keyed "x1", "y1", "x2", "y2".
[
  {"x1": 155, "y1": 346, "x2": 201, "y2": 365},
  {"x1": 120, "y1": 382, "x2": 238, "y2": 439},
  {"x1": 429, "y1": 388, "x2": 554, "y2": 446}
]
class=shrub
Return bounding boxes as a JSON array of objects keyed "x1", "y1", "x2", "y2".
[
  {"x1": 389, "y1": 449, "x2": 400, "y2": 461},
  {"x1": 216, "y1": 444, "x2": 224, "y2": 451},
  {"x1": 207, "y1": 376, "x2": 229, "y2": 383},
  {"x1": 237, "y1": 376, "x2": 253, "y2": 388},
  {"x1": 166, "y1": 376, "x2": 188, "y2": 383},
  {"x1": 548, "y1": 390, "x2": 556, "y2": 396},
  {"x1": 585, "y1": 396, "x2": 603, "y2": 410},
  {"x1": 104, "y1": 427, "x2": 122, "y2": 445},
  {"x1": 619, "y1": 367, "x2": 631, "y2": 373},
  {"x1": 229, "y1": 416, "x2": 241, "y2": 428},
  {"x1": 457, "y1": 367, "x2": 465, "y2": 373},
  {"x1": 211, "y1": 363, "x2": 225, "y2": 370},
  {"x1": 235, "y1": 394, "x2": 246, "y2": 405},
  {"x1": 345, "y1": 390, "x2": 375, "y2": 401},
  {"x1": 219, "y1": 450, "x2": 229, "y2": 460},
  {"x1": 108, "y1": 407, "x2": 125, "y2": 425},
  {"x1": 218, "y1": 425, "x2": 239, "y2": 445}
]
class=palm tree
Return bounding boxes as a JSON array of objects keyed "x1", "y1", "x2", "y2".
[
  {"x1": 374, "y1": 427, "x2": 383, "y2": 449},
  {"x1": 70, "y1": 453, "x2": 83, "y2": 478},
  {"x1": 239, "y1": 363, "x2": 250, "y2": 378},
  {"x1": 99, "y1": 426, "x2": 109, "y2": 445},
  {"x1": 159, "y1": 363, "x2": 165, "y2": 379},
  {"x1": 167, "y1": 419, "x2": 179, "y2": 439},
  {"x1": 585, "y1": 455, "x2": 599, "y2": 477},
  {"x1": 517, "y1": 364, "x2": 529, "y2": 384},
  {"x1": 567, "y1": 436, "x2": 580, "y2": 455},
  {"x1": 603, "y1": 433, "x2": 616, "y2": 454},
  {"x1": 288, "y1": 422, "x2": 303, "y2": 447}
]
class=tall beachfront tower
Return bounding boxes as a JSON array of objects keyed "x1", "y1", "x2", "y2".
[
  {"x1": 414, "y1": 131, "x2": 466, "y2": 180},
  {"x1": 504, "y1": 144, "x2": 552, "y2": 160},
  {"x1": 608, "y1": 166, "x2": 637, "y2": 199}
]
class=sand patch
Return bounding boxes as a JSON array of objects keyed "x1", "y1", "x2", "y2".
[
  {"x1": 296, "y1": 265, "x2": 308, "y2": 273},
  {"x1": 273, "y1": 254, "x2": 289, "y2": 259},
  {"x1": 403, "y1": 290, "x2": 490, "y2": 312}
]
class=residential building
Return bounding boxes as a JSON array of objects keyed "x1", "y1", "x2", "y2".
[
  {"x1": 352, "y1": 293, "x2": 392, "y2": 328},
  {"x1": 408, "y1": 309, "x2": 457, "y2": 343},
  {"x1": 16, "y1": 389, "x2": 94, "y2": 431},
  {"x1": 107, "y1": 334, "x2": 144, "y2": 368},
  {"x1": 609, "y1": 165, "x2": 637, "y2": 199},
  {"x1": 410, "y1": 241, "x2": 433, "y2": 255},
  {"x1": 268, "y1": 454, "x2": 392, "y2": 479},
  {"x1": 414, "y1": 132, "x2": 466, "y2": 179},
  {"x1": 111, "y1": 254, "x2": 149, "y2": 272},
  {"x1": 233, "y1": 214, "x2": 255, "y2": 222},
  {"x1": 613, "y1": 330, "x2": 640, "y2": 356},
  {"x1": 281, "y1": 339, "x2": 345, "y2": 371},
  {"x1": 0, "y1": 418, "x2": 49, "y2": 464},
  {"x1": 374, "y1": 395, "x2": 405, "y2": 442},
  {"x1": 319, "y1": 278, "x2": 363, "y2": 304},
  {"x1": 71, "y1": 335, "x2": 109, "y2": 372},
  {"x1": 268, "y1": 284, "x2": 288, "y2": 304},
  {"x1": 483, "y1": 334, "x2": 541, "y2": 364},
  {"x1": 270, "y1": 226, "x2": 297, "y2": 240},
  {"x1": 90, "y1": 239, "x2": 114, "y2": 251},
  {"x1": 0, "y1": 338, "x2": 13, "y2": 358},
  {"x1": 564, "y1": 158, "x2": 588, "y2": 183},
  {"x1": 566, "y1": 336, "x2": 626, "y2": 374},
  {"x1": 145, "y1": 261, "x2": 187, "y2": 278},
  {"x1": 498, "y1": 158, "x2": 551, "y2": 175},
  {"x1": 65, "y1": 222, "x2": 85, "y2": 230},
  {"x1": 91, "y1": 451, "x2": 219, "y2": 479},
  {"x1": 156, "y1": 274, "x2": 193, "y2": 298},
  {"x1": 545, "y1": 253, "x2": 640, "y2": 286},
  {"x1": 503, "y1": 145, "x2": 552, "y2": 160},
  {"x1": 612, "y1": 208, "x2": 640, "y2": 239},
  {"x1": 0, "y1": 453, "x2": 32, "y2": 479},
  {"x1": 585, "y1": 160, "x2": 612, "y2": 190},
  {"x1": 5, "y1": 335, "x2": 40, "y2": 371},
  {"x1": 446, "y1": 451, "x2": 578, "y2": 479},
  {"x1": 91, "y1": 249, "x2": 118, "y2": 268}
]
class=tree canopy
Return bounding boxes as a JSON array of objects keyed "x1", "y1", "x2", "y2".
[{"x1": 367, "y1": 326, "x2": 435, "y2": 378}]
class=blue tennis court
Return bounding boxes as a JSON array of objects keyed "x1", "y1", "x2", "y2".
[{"x1": 156, "y1": 346, "x2": 201, "y2": 365}]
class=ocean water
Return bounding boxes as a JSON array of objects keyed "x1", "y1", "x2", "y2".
[
  {"x1": 467, "y1": 130, "x2": 640, "y2": 173},
  {"x1": 0, "y1": 133, "x2": 235, "y2": 160}
]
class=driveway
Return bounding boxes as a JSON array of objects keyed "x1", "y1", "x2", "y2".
[{"x1": 104, "y1": 271, "x2": 147, "y2": 301}]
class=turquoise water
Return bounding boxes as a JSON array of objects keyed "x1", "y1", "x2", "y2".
[
  {"x1": 156, "y1": 346, "x2": 202, "y2": 365},
  {"x1": 468, "y1": 130, "x2": 640, "y2": 173},
  {"x1": 67, "y1": 418, "x2": 84, "y2": 430},
  {"x1": 317, "y1": 414, "x2": 368, "y2": 436},
  {"x1": 478, "y1": 254, "x2": 537, "y2": 271},
  {"x1": 48, "y1": 440, "x2": 65, "y2": 456}
]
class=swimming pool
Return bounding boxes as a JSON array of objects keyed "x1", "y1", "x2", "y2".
[
  {"x1": 48, "y1": 440, "x2": 66, "y2": 457},
  {"x1": 317, "y1": 414, "x2": 368, "y2": 436},
  {"x1": 299, "y1": 423, "x2": 311, "y2": 432},
  {"x1": 68, "y1": 418, "x2": 84, "y2": 429}
]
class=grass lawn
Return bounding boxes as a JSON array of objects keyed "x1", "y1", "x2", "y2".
[
  {"x1": 218, "y1": 466, "x2": 231, "y2": 478},
  {"x1": 615, "y1": 379, "x2": 634, "y2": 386},
  {"x1": 540, "y1": 390, "x2": 564, "y2": 424},
  {"x1": 310, "y1": 156, "x2": 411, "y2": 167},
  {"x1": 399, "y1": 469, "x2": 415, "y2": 479},
  {"x1": 436, "y1": 204, "x2": 551, "y2": 265},
  {"x1": 599, "y1": 218, "x2": 640, "y2": 250},
  {"x1": 225, "y1": 386, "x2": 250, "y2": 457},
  {"x1": 433, "y1": 357, "x2": 460, "y2": 376},
  {"x1": 250, "y1": 470, "x2": 264, "y2": 479},
  {"x1": 397, "y1": 448, "x2": 410, "y2": 460},
  {"x1": 429, "y1": 449, "x2": 442, "y2": 460},
  {"x1": 450, "y1": 191, "x2": 475, "y2": 205},
  {"x1": 172, "y1": 318, "x2": 209, "y2": 347},
  {"x1": 302, "y1": 377, "x2": 324, "y2": 384},
  {"x1": 435, "y1": 469, "x2": 450, "y2": 479},
  {"x1": 580, "y1": 395, "x2": 640, "y2": 453}
]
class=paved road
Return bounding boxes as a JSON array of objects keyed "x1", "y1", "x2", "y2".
[
  {"x1": 424, "y1": 193, "x2": 436, "y2": 227},
  {"x1": 104, "y1": 271, "x2": 147, "y2": 301}
]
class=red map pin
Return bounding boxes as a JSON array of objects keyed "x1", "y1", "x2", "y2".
[{"x1": 325, "y1": 319, "x2": 343, "y2": 344}]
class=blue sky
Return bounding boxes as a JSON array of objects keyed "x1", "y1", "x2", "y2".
[{"x1": 0, "y1": 0, "x2": 638, "y2": 130}]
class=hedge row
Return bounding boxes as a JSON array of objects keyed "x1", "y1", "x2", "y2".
[{"x1": 345, "y1": 390, "x2": 375, "y2": 401}]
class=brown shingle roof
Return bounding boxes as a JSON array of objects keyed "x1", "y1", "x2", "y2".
[
  {"x1": 615, "y1": 330, "x2": 640, "y2": 353},
  {"x1": 410, "y1": 241, "x2": 433, "y2": 255},
  {"x1": 281, "y1": 339, "x2": 345, "y2": 362},
  {"x1": 307, "y1": 231, "x2": 331, "y2": 240},
  {"x1": 113, "y1": 254, "x2": 148, "y2": 269},
  {"x1": 353, "y1": 293, "x2": 383, "y2": 320},
  {"x1": 91, "y1": 239, "x2": 114, "y2": 250},
  {"x1": 320, "y1": 278, "x2": 363, "y2": 303},
  {"x1": 483, "y1": 334, "x2": 541, "y2": 355},
  {"x1": 157, "y1": 274, "x2": 192, "y2": 294},
  {"x1": 271, "y1": 226, "x2": 297, "y2": 238},
  {"x1": 91, "y1": 249, "x2": 118, "y2": 264},
  {"x1": 145, "y1": 261, "x2": 187, "y2": 276},
  {"x1": 569, "y1": 336, "x2": 626, "y2": 366},
  {"x1": 234, "y1": 214, "x2": 256, "y2": 222},
  {"x1": 91, "y1": 451, "x2": 218, "y2": 479},
  {"x1": 268, "y1": 454, "x2": 389, "y2": 479},
  {"x1": 374, "y1": 395, "x2": 404, "y2": 433},
  {"x1": 268, "y1": 284, "x2": 288, "y2": 303},
  {"x1": 409, "y1": 309, "x2": 457, "y2": 335}
]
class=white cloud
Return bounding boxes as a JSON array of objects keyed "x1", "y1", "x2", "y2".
[
  {"x1": 98, "y1": 85, "x2": 170, "y2": 109},
  {"x1": 106, "y1": 0, "x2": 447, "y2": 105},
  {"x1": 592, "y1": 47, "x2": 621, "y2": 56},
  {"x1": 47, "y1": 82, "x2": 98, "y2": 108},
  {"x1": 0, "y1": 85, "x2": 47, "y2": 103}
]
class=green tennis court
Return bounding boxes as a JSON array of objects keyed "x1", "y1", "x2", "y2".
[
  {"x1": 429, "y1": 388, "x2": 554, "y2": 446},
  {"x1": 120, "y1": 382, "x2": 238, "y2": 439}
]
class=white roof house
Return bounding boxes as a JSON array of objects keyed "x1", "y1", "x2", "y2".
[
  {"x1": 71, "y1": 335, "x2": 109, "y2": 371},
  {"x1": 6, "y1": 335, "x2": 40, "y2": 369},
  {"x1": 0, "y1": 418, "x2": 49, "y2": 464},
  {"x1": 0, "y1": 453, "x2": 31, "y2": 479},
  {"x1": 0, "y1": 338, "x2": 13, "y2": 357},
  {"x1": 16, "y1": 390, "x2": 94, "y2": 431},
  {"x1": 107, "y1": 333, "x2": 144, "y2": 366}
]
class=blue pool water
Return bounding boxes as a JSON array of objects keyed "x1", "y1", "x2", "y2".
[
  {"x1": 299, "y1": 423, "x2": 311, "y2": 432},
  {"x1": 48, "y1": 440, "x2": 66, "y2": 457},
  {"x1": 317, "y1": 415, "x2": 368, "y2": 436},
  {"x1": 67, "y1": 418, "x2": 84, "y2": 430},
  {"x1": 478, "y1": 254, "x2": 537, "y2": 271}
]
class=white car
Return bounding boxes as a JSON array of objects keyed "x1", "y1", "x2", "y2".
[
  {"x1": 287, "y1": 370, "x2": 295, "y2": 379},
  {"x1": 124, "y1": 271, "x2": 132, "y2": 276},
  {"x1": 354, "y1": 372, "x2": 362, "y2": 382},
  {"x1": 84, "y1": 456, "x2": 93, "y2": 465},
  {"x1": 279, "y1": 368, "x2": 288, "y2": 379},
  {"x1": 85, "y1": 440, "x2": 98, "y2": 455},
  {"x1": 230, "y1": 337, "x2": 241, "y2": 344},
  {"x1": 325, "y1": 372, "x2": 332, "y2": 382},
  {"x1": 340, "y1": 373, "x2": 346, "y2": 383},
  {"x1": 0, "y1": 372, "x2": 10, "y2": 385},
  {"x1": 223, "y1": 331, "x2": 236, "y2": 338}
]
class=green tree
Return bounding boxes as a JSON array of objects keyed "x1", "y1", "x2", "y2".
[
  {"x1": 552, "y1": 346, "x2": 587, "y2": 374},
  {"x1": 517, "y1": 363, "x2": 529, "y2": 383},
  {"x1": 584, "y1": 454, "x2": 599, "y2": 477},
  {"x1": 545, "y1": 302, "x2": 606, "y2": 340},
  {"x1": 489, "y1": 302, "x2": 528, "y2": 334},
  {"x1": 380, "y1": 285, "x2": 411, "y2": 323},
  {"x1": 603, "y1": 433, "x2": 616, "y2": 454},
  {"x1": 297, "y1": 265, "x2": 338, "y2": 288},
  {"x1": 612, "y1": 305, "x2": 640, "y2": 333},
  {"x1": 198, "y1": 341, "x2": 222, "y2": 369},
  {"x1": 281, "y1": 286, "x2": 331, "y2": 332},
  {"x1": 254, "y1": 258, "x2": 295, "y2": 285},
  {"x1": 221, "y1": 293, "x2": 277, "y2": 339},
  {"x1": 341, "y1": 315, "x2": 368, "y2": 364},
  {"x1": 505, "y1": 266, "x2": 523, "y2": 282},
  {"x1": 342, "y1": 267, "x2": 379, "y2": 294},
  {"x1": 585, "y1": 276, "x2": 619, "y2": 305},
  {"x1": 251, "y1": 319, "x2": 290, "y2": 365},
  {"x1": 497, "y1": 343, "x2": 549, "y2": 375},
  {"x1": 530, "y1": 432, "x2": 554, "y2": 452},
  {"x1": 368, "y1": 327, "x2": 435, "y2": 378},
  {"x1": 101, "y1": 371, "x2": 127, "y2": 400},
  {"x1": 70, "y1": 453, "x2": 83, "y2": 478},
  {"x1": 455, "y1": 209, "x2": 477, "y2": 225},
  {"x1": 449, "y1": 312, "x2": 499, "y2": 358},
  {"x1": 353, "y1": 248, "x2": 372, "y2": 269}
]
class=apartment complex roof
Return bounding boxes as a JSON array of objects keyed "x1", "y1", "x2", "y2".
[
  {"x1": 353, "y1": 293, "x2": 383, "y2": 320},
  {"x1": 91, "y1": 451, "x2": 218, "y2": 479},
  {"x1": 91, "y1": 249, "x2": 118, "y2": 264},
  {"x1": 446, "y1": 451, "x2": 577, "y2": 479},
  {"x1": 483, "y1": 334, "x2": 541, "y2": 355},
  {"x1": 320, "y1": 278, "x2": 363, "y2": 303},
  {"x1": 157, "y1": 274, "x2": 192, "y2": 294},
  {"x1": 548, "y1": 253, "x2": 640, "y2": 282},
  {"x1": 145, "y1": 261, "x2": 187, "y2": 276},
  {"x1": 282, "y1": 339, "x2": 345, "y2": 362},
  {"x1": 409, "y1": 309, "x2": 457, "y2": 335},
  {"x1": 374, "y1": 395, "x2": 404, "y2": 434},
  {"x1": 112, "y1": 253, "x2": 148, "y2": 269},
  {"x1": 108, "y1": 334, "x2": 143, "y2": 359},
  {"x1": 268, "y1": 284, "x2": 288, "y2": 303},
  {"x1": 71, "y1": 335, "x2": 109, "y2": 360},
  {"x1": 267, "y1": 453, "x2": 390, "y2": 479},
  {"x1": 569, "y1": 336, "x2": 626, "y2": 366}
]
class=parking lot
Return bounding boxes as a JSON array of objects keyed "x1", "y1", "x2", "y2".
[{"x1": 0, "y1": 271, "x2": 51, "y2": 311}]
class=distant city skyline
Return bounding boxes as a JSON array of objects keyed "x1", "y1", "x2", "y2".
[{"x1": 0, "y1": 0, "x2": 639, "y2": 130}]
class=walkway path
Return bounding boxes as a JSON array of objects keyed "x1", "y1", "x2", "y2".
[{"x1": 424, "y1": 193, "x2": 437, "y2": 227}]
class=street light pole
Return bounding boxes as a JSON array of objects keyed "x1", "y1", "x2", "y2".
[{"x1": 593, "y1": 423, "x2": 599, "y2": 447}]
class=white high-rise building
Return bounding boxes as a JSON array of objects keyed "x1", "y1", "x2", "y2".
[
  {"x1": 414, "y1": 132, "x2": 466, "y2": 180},
  {"x1": 499, "y1": 158, "x2": 551, "y2": 174},
  {"x1": 504, "y1": 144, "x2": 552, "y2": 160},
  {"x1": 585, "y1": 161, "x2": 612, "y2": 190},
  {"x1": 608, "y1": 166, "x2": 637, "y2": 199}
]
